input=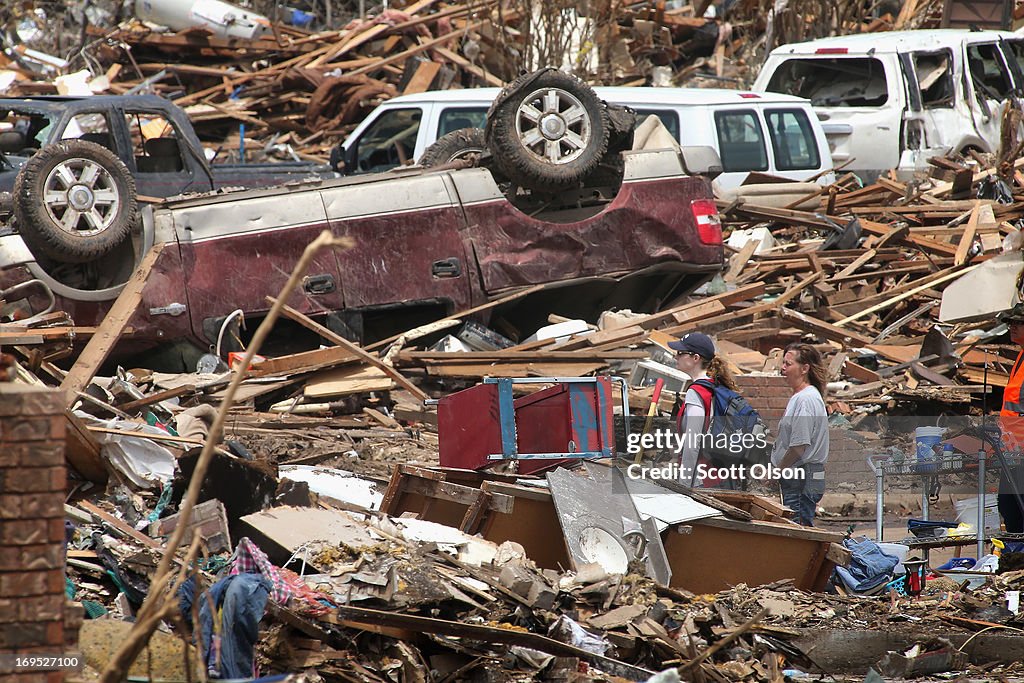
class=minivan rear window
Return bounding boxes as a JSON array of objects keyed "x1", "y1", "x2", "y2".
[
  {"x1": 714, "y1": 110, "x2": 768, "y2": 172},
  {"x1": 765, "y1": 57, "x2": 888, "y2": 106},
  {"x1": 765, "y1": 109, "x2": 819, "y2": 171}
]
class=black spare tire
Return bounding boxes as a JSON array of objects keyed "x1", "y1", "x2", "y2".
[
  {"x1": 419, "y1": 127, "x2": 486, "y2": 167},
  {"x1": 486, "y1": 69, "x2": 608, "y2": 191},
  {"x1": 14, "y1": 139, "x2": 137, "y2": 263}
]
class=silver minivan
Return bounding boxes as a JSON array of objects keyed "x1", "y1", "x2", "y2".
[
  {"x1": 337, "y1": 87, "x2": 835, "y2": 189},
  {"x1": 754, "y1": 29, "x2": 1024, "y2": 180}
]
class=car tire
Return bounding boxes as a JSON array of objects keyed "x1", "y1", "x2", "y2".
[
  {"x1": 486, "y1": 69, "x2": 609, "y2": 191},
  {"x1": 14, "y1": 139, "x2": 137, "y2": 264},
  {"x1": 419, "y1": 128, "x2": 486, "y2": 167}
]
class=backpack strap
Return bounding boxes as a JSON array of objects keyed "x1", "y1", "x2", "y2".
[{"x1": 688, "y1": 379, "x2": 715, "y2": 432}]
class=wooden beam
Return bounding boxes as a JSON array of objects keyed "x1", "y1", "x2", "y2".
[
  {"x1": 402, "y1": 60, "x2": 442, "y2": 94},
  {"x1": 270, "y1": 297, "x2": 429, "y2": 403},
  {"x1": 60, "y1": 244, "x2": 164, "y2": 405},
  {"x1": 835, "y1": 264, "x2": 979, "y2": 327},
  {"x1": 778, "y1": 307, "x2": 873, "y2": 346},
  {"x1": 724, "y1": 239, "x2": 759, "y2": 282},
  {"x1": 954, "y1": 202, "x2": 981, "y2": 267}
]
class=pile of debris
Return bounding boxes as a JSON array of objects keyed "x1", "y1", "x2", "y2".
[
  {"x1": 60, "y1": 448, "x2": 1024, "y2": 681},
  {"x1": 0, "y1": 0, "x2": 958, "y2": 162}
]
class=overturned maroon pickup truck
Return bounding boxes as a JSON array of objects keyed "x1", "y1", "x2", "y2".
[{"x1": 0, "y1": 72, "x2": 723, "y2": 369}]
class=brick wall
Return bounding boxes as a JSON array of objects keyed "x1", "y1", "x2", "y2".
[
  {"x1": 0, "y1": 385, "x2": 71, "y2": 683},
  {"x1": 734, "y1": 375, "x2": 875, "y2": 489},
  {"x1": 733, "y1": 375, "x2": 789, "y2": 435}
]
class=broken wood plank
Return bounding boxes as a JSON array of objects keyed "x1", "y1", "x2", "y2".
[
  {"x1": 778, "y1": 308, "x2": 873, "y2": 346},
  {"x1": 835, "y1": 264, "x2": 979, "y2": 327},
  {"x1": 401, "y1": 60, "x2": 441, "y2": 94},
  {"x1": 60, "y1": 244, "x2": 165, "y2": 405},
  {"x1": 954, "y1": 202, "x2": 981, "y2": 267},
  {"x1": 269, "y1": 297, "x2": 429, "y2": 403},
  {"x1": 79, "y1": 500, "x2": 162, "y2": 549},
  {"x1": 724, "y1": 239, "x2": 759, "y2": 282}
]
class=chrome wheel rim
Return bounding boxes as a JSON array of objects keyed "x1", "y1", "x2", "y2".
[
  {"x1": 515, "y1": 87, "x2": 592, "y2": 165},
  {"x1": 42, "y1": 157, "x2": 121, "y2": 237}
]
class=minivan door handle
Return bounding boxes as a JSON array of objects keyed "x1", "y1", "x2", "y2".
[
  {"x1": 303, "y1": 273, "x2": 336, "y2": 295},
  {"x1": 432, "y1": 258, "x2": 461, "y2": 278}
]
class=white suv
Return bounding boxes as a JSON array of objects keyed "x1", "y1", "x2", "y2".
[
  {"x1": 754, "y1": 29, "x2": 1024, "y2": 181},
  {"x1": 337, "y1": 87, "x2": 835, "y2": 190}
]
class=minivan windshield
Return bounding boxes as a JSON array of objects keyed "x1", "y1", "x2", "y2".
[{"x1": 765, "y1": 57, "x2": 889, "y2": 106}]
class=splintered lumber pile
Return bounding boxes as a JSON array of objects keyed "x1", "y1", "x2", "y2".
[{"x1": 1, "y1": 0, "x2": 955, "y2": 163}]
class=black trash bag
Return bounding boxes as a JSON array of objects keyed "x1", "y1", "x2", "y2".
[
  {"x1": 92, "y1": 532, "x2": 150, "y2": 606},
  {"x1": 978, "y1": 176, "x2": 1014, "y2": 204},
  {"x1": 819, "y1": 216, "x2": 863, "y2": 251}
]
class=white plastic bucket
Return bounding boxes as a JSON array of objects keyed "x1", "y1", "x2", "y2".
[
  {"x1": 877, "y1": 542, "x2": 909, "y2": 574},
  {"x1": 915, "y1": 426, "x2": 944, "y2": 471},
  {"x1": 955, "y1": 497, "x2": 1001, "y2": 533}
]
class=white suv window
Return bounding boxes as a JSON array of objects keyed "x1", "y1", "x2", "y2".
[
  {"x1": 766, "y1": 57, "x2": 889, "y2": 106},
  {"x1": 967, "y1": 43, "x2": 1014, "y2": 100},
  {"x1": 765, "y1": 109, "x2": 819, "y2": 171},
  {"x1": 714, "y1": 110, "x2": 768, "y2": 172},
  {"x1": 354, "y1": 108, "x2": 422, "y2": 173},
  {"x1": 437, "y1": 108, "x2": 487, "y2": 136},
  {"x1": 912, "y1": 51, "x2": 955, "y2": 108}
]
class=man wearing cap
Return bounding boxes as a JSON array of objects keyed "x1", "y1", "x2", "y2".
[
  {"x1": 668, "y1": 332, "x2": 738, "y2": 487},
  {"x1": 998, "y1": 303, "x2": 1024, "y2": 533}
]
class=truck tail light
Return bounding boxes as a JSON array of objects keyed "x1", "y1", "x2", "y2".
[
  {"x1": 815, "y1": 47, "x2": 848, "y2": 54},
  {"x1": 691, "y1": 199, "x2": 722, "y2": 245}
]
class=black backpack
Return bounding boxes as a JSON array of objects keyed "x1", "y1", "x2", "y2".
[{"x1": 691, "y1": 379, "x2": 771, "y2": 468}]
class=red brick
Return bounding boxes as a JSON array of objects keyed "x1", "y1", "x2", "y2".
[
  {"x1": 0, "y1": 547, "x2": 21, "y2": 571},
  {"x1": 44, "y1": 569, "x2": 65, "y2": 594},
  {"x1": 19, "y1": 595, "x2": 64, "y2": 621},
  {"x1": 47, "y1": 520, "x2": 65, "y2": 544},
  {"x1": 0, "y1": 622, "x2": 47, "y2": 647},
  {"x1": 3, "y1": 468, "x2": 63, "y2": 494},
  {"x1": 0, "y1": 445, "x2": 22, "y2": 467},
  {"x1": 0, "y1": 494, "x2": 21, "y2": 520},
  {"x1": 3, "y1": 418, "x2": 60, "y2": 442},
  {"x1": 20, "y1": 494, "x2": 63, "y2": 520},
  {"x1": 1, "y1": 520, "x2": 49, "y2": 545},
  {"x1": 22, "y1": 545, "x2": 64, "y2": 572},
  {"x1": 49, "y1": 469, "x2": 65, "y2": 492},
  {"x1": 0, "y1": 571, "x2": 47, "y2": 596},
  {"x1": 26, "y1": 445, "x2": 65, "y2": 468},
  {"x1": 45, "y1": 620, "x2": 63, "y2": 647}
]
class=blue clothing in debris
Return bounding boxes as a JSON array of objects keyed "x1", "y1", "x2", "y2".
[
  {"x1": 833, "y1": 537, "x2": 899, "y2": 593},
  {"x1": 182, "y1": 573, "x2": 271, "y2": 679}
]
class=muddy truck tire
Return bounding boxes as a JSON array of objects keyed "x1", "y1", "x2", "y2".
[
  {"x1": 419, "y1": 128, "x2": 487, "y2": 167},
  {"x1": 486, "y1": 69, "x2": 609, "y2": 191},
  {"x1": 14, "y1": 139, "x2": 137, "y2": 263}
]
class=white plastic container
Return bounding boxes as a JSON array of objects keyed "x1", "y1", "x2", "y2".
[
  {"x1": 955, "y1": 497, "x2": 1001, "y2": 533},
  {"x1": 136, "y1": 0, "x2": 270, "y2": 40},
  {"x1": 524, "y1": 320, "x2": 591, "y2": 344},
  {"x1": 915, "y1": 426, "x2": 944, "y2": 471},
  {"x1": 629, "y1": 359, "x2": 691, "y2": 394},
  {"x1": 726, "y1": 226, "x2": 775, "y2": 254},
  {"x1": 876, "y1": 542, "x2": 909, "y2": 574}
]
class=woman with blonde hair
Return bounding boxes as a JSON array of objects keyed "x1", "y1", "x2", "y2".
[
  {"x1": 772, "y1": 342, "x2": 829, "y2": 526},
  {"x1": 669, "y1": 332, "x2": 738, "y2": 487}
]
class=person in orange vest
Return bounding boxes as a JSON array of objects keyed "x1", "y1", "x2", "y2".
[{"x1": 998, "y1": 303, "x2": 1024, "y2": 534}]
